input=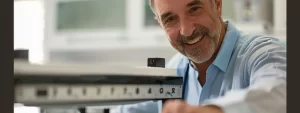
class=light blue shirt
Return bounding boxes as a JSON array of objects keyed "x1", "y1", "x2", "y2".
[{"x1": 115, "y1": 21, "x2": 286, "y2": 113}]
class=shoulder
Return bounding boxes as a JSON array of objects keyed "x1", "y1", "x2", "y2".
[
  {"x1": 234, "y1": 32, "x2": 286, "y2": 72},
  {"x1": 235, "y1": 32, "x2": 286, "y2": 56}
]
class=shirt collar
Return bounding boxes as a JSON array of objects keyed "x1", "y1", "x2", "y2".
[{"x1": 212, "y1": 21, "x2": 239, "y2": 72}]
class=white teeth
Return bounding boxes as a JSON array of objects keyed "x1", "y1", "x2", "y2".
[
  {"x1": 187, "y1": 38, "x2": 200, "y2": 44},
  {"x1": 186, "y1": 35, "x2": 203, "y2": 45}
]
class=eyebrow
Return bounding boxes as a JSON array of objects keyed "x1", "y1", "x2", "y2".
[{"x1": 187, "y1": 0, "x2": 202, "y2": 7}]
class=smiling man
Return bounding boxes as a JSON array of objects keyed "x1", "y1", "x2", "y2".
[{"x1": 115, "y1": 0, "x2": 286, "y2": 113}]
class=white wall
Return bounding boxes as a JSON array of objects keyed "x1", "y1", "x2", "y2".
[
  {"x1": 274, "y1": 0, "x2": 286, "y2": 42},
  {"x1": 14, "y1": 0, "x2": 44, "y2": 64}
]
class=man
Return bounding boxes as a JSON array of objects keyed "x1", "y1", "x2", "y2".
[{"x1": 115, "y1": 0, "x2": 286, "y2": 113}]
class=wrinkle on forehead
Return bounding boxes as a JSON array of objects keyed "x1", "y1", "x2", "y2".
[
  {"x1": 153, "y1": 0, "x2": 202, "y2": 19},
  {"x1": 153, "y1": 0, "x2": 172, "y2": 19}
]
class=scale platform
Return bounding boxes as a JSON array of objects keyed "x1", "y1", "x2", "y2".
[{"x1": 14, "y1": 60, "x2": 183, "y2": 107}]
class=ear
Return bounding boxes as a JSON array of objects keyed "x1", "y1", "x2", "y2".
[{"x1": 214, "y1": 0, "x2": 222, "y2": 17}]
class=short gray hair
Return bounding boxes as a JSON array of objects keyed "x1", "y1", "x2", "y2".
[
  {"x1": 148, "y1": 0, "x2": 156, "y2": 14},
  {"x1": 148, "y1": 0, "x2": 215, "y2": 15}
]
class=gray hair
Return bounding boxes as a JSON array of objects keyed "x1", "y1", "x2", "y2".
[
  {"x1": 148, "y1": 0, "x2": 215, "y2": 15},
  {"x1": 148, "y1": 0, "x2": 156, "y2": 14}
]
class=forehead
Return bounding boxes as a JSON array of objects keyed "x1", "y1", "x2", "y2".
[{"x1": 153, "y1": 0, "x2": 200, "y2": 16}]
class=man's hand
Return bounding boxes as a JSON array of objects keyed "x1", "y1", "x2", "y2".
[{"x1": 162, "y1": 100, "x2": 224, "y2": 113}]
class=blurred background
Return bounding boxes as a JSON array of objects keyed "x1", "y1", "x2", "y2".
[
  {"x1": 14, "y1": 0, "x2": 286, "y2": 113},
  {"x1": 14, "y1": 0, "x2": 286, "y2": 66}
]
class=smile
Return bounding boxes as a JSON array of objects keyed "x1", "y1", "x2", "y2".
[{"x1": 185, "y1": 35, "x2": 204, "y2": 45}]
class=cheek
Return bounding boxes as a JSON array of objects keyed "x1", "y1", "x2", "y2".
[
  {"x1": 204, "y1": 36, "x2": 217, "y2": 49},
  {"x1": 191, "y1": 11, "x2": 218, "y2": 30},
  {"x1": 166, "y1": 28, "x2": 179, "y2": 44}
]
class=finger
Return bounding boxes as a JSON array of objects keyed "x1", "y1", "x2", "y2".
[{"x1": 162, "y1": 100, "x2": 187, "y2": 113}]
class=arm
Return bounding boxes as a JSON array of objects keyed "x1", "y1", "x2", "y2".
[
  {"x1": 203, "y1": 38, "x2": 286, "y2": 113},
  {"x1": 112, "y1": 101, "x2": 162, "y2": 113}
]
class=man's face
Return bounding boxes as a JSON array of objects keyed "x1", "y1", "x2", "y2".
[{"x1": 153, "y1": 0, "x2": 223, "y2": 63}]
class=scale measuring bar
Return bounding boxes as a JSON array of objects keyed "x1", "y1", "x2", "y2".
[{"x1": 14, "y1": 61, "x2": 183, "y2": 107}]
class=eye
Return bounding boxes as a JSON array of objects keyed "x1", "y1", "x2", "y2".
[
  {"x1": 164, "y1": 16, "x2": 177, "y2": 24},
  {"x1": 189, "y1": 7, "x2": 201, "y2": 13}
]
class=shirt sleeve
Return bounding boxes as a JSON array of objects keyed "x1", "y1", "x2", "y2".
[
  {"x1": 202, "y1": 38, "x2": 286, "y2": 113},
  {"x1": 111, "y1": 101, "x2": 161, "y2": 113}
]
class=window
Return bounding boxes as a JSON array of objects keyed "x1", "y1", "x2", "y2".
[
  {"x1": 222, "y1": 0, "x2": 261, "y2": 23},
  {"x1": 56, "y1": 0, "x2": 127, "y2": 32},
  {"x1": 222, "y1": 0, "x2": 235, "y2": 21},
  {"x1": 144, "y1": 0, "x2": 158, "y2": 28}
]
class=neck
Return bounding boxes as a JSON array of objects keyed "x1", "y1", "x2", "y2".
[{"x1": 192, "y1": 21, "x2": 227, "y2": 72}]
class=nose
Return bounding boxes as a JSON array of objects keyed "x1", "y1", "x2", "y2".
[{"x1": 180, "y1": 19, "x2": 195, "y2": 36}]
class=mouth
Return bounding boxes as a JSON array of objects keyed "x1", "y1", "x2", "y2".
[{"x1": 184, "y1": 34, "x2": 204, "y2": 45}]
